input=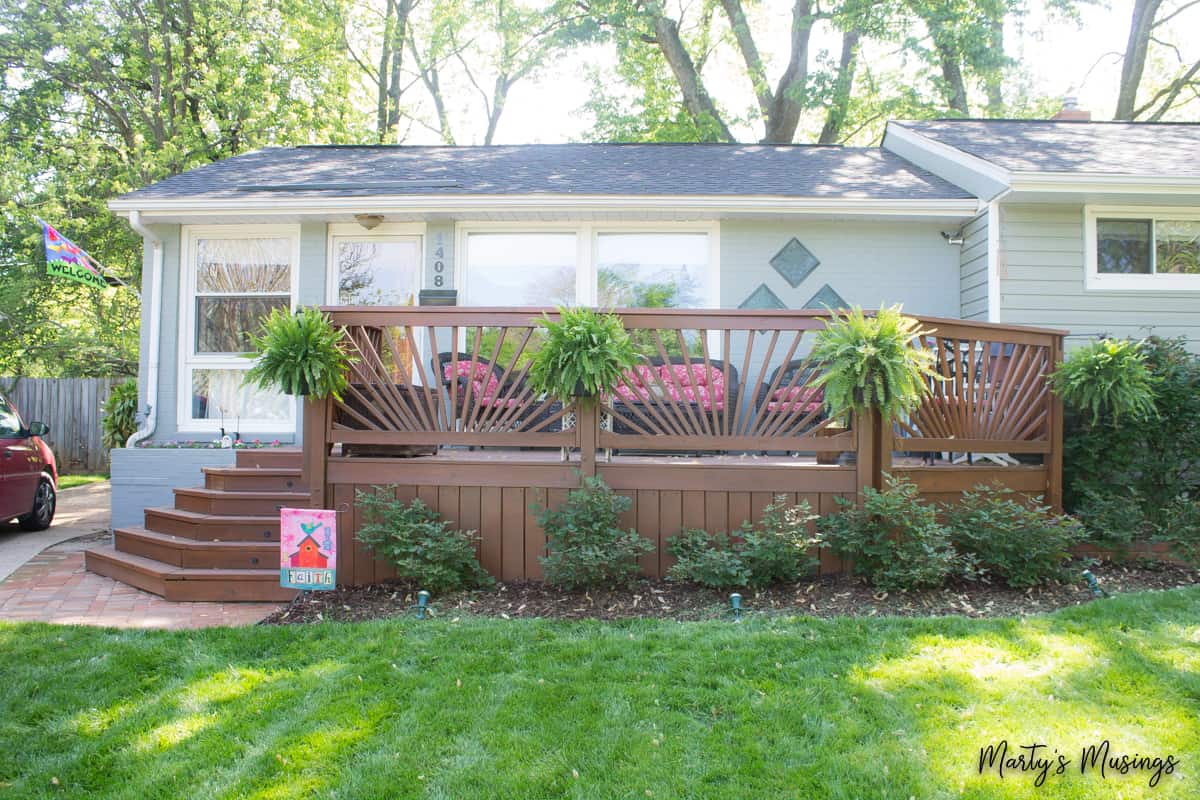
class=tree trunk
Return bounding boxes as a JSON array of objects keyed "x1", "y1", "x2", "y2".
[
  {"x1": 646, "y1": 6, "x2": 735, "y2": 142},
  {"x1": 377, "y1": 0, "x2": 416, "y2": 142},
  {"x1": 761, "y1": 0, "x2": 813, "y2": 143},
  {"x1": 718, "y1": 0, "x2": 772, "y2": 121},
  {"x1": 985, "y1": 19, "x2": 1004, "y2": 116},
  {"x1": 936, "y1": 41, "x2": 969, "y2": 115},
  {"x1": 1115, "y1": 0, "x2": 1164, "y2": 119},
  {"x1": 818, "y1": 30, "x2": 860, "y2": 144}
]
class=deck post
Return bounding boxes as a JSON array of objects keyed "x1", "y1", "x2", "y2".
[
  {"x1": 303, "y1": 395, "x2": 330, "y2": 509},
  {"x1": 578, "y1": 400, "x2": 598, "y2": 478},
  {"x1": 854, "y1": 410, "x2": 881, "y2": 504},
  {"x1": 879, "y1": 413, "x2": 893, "y2": 484},
  {"x1": 1046, "y1": 334, "x2": 1065, "y2": 511}
]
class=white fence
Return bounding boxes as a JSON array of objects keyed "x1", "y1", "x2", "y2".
[{"x1": 0, "y1": 376, "x2": 123, "y2": 473}]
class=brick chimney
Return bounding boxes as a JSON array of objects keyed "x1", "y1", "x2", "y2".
[{"x1": 1052, "y1": 95, "x2": 1092, "y2": 121}]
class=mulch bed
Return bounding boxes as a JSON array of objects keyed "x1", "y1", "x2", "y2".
[{"x1": 262, "y1": 560, "x2": 1200, "y2": 625}]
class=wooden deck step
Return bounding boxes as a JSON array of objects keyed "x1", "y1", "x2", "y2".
[
  {"x1": 85, "y1": 546, "x2": 296, "y2": 603},
  {"x1": 144, "y1": 507, "x2": 281, "y2": 541},
  {"x1": 144, "y1": 507, "x2": 282, "y2": 541},
  {"x1": 85, "y1": 546, "x2": 167, "y2": 597},
  {"x1": 173, "y1": 487, "x2": 310, "y2": 516},
  {"x1": 115, "y1": 527, "x2": 280, "y2": 570},
  {"x1": 203, "y1": 466, "x2": 305, "y2": 492},
  {"x1": 235, "y1": 448, "x2": 303, "y2": 469}
]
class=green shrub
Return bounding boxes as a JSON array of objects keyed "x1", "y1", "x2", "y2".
[
  {"x1": 943, "y1": 484, "x2": 1084, "y2": 587},
  {"x1": 527, "y1": 307, "x2": 639, "y2": 403},
  {"x1": 101, "y1": 378, "x2": 138, "y2": 449},
  {"x1": 1160, "y1": 496, "x2": 1200, "y2": 566},
  {"x1": 1074, "y1": 488, "x2": 1149, "y2": 549},
  {"x1": 535, "y1": 475, "x2": 653, "y2": 589},
  {"x1": 243, "y1": 307, "x2": 353, "y2": 399},
  {"x1": 666, "y1": 530, "x2": 750, "y2": 588},
  {"x1": 1052, "y1": 338, "x2": 1156, "y2": 424},
  {"x1": 1062, "y1": 337, "x2": 1200, "y2": 530},
  {"x1": 817, "y1": 476, "x2": 968, "y2": 591},
  {"x1": 355, "y1": 490, "x2": 493, "y2": 592},
  {"x1": 666, "y1": 498, "x2": 818, "y2": 588},
  {"x1": 810, "y1": 305, "x2": 938, "y2": 421}
]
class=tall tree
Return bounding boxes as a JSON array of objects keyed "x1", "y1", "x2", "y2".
[
  {"x1": 402, "y1": 0, "x2": 593, "y2": 144},
  {"x1": 1114, "y1": 0, "x2": 1200, "y2": 120},
  {"x1": 0, "y1": 0, "x2": 364, "y2": 376},
  {"x1": 377, "y1": 0, "x2": 419, "y2": 142}
]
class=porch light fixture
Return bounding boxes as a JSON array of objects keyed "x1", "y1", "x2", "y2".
[
  {"x1": 355, "y1": 213, "x2": 385, "y2": 230},
  {"x1": 941, "y1": 230, "x2": 964, "y2": 246}
]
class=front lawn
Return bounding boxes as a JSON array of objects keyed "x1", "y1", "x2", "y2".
[
  {"x1": 56, "y1": 474, "x2": 108, "y2": 490},
  {"x1": 2, "y1": 590, "x2": 1198, "y2": 799}
]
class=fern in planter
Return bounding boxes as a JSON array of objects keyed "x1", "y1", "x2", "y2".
[
  {"x1": 243, "y1": 307, "x2": 353, "y2": 399},
  {"x1": 810, "y1": 305, "x2": 938, "y2": 420},
  {"x1": 527, "y1": 307, "x2": 638, "y2": 402}
]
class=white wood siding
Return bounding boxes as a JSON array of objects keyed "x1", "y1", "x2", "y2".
[
  {"x1": 959, "y1": 212, "x2": 989, "y2": 320},
  {"x1": 721, "y1": 219, "x2": 960, "y2": 317},
  {"x1": 999, "y1": 203, "x2": 1200, "y2": 349}
]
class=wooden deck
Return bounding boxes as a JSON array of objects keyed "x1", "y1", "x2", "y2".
[{"x1": 302, "y1": 305, "x2": 1065, "y2": 586}]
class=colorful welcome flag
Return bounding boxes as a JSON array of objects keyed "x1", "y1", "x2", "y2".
[
  {"x1": 40, "y1": 220, "x2": 108, "y2": 290},
  {"x1": 280, "y1": 507, "x2": 337, "y2": 590}
]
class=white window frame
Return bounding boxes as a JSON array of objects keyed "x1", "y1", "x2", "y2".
[
  {"x1": 324, "y1": 222, "x2": 426, "y2": 304},
  {"x1": 455, "y1": 221, "x2": 721, "y2": 308},
  {"x1": 178, "y1": 224, "x2": 301, "y2": 434},
  {"x1": 1085, "y1": 205, "x2": 1200, "y2": 291}
]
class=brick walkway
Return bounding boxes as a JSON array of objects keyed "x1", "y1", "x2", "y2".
[{"x1": 0, "y1": 539, "x2": 281, "y2": 629}]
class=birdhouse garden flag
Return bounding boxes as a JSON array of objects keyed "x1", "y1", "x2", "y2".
[{"x1": 280, "y1": 508, "x2": 337, "y2": 590}]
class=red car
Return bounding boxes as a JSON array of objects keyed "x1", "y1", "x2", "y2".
[{"x1": 0, "y1": 392, "x2": 57, "y2": 531}]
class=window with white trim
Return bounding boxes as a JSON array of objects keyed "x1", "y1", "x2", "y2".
[
  {"x1": 460, "y1": 227, "x2": 716, "y2": 308},
  {"x1": 180, "y1": 228, "x2": 298, "y2": 431},
  {"x1": 463, "y1": 232, "x2": 578, "y2": 306},
  {"x1": 1087, "y1": 208, "x2": 1200, "y2": 290}
]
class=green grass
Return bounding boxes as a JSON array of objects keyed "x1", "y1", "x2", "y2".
[
  {"x1": 56, "y1": 474, "x2": 108, "y2": 490},
  {"x1": 2, "y1": 590, "x2": 1198, "y2": 799}
]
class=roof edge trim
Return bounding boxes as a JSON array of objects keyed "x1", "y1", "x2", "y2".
[
  {"x1": 884, "y1": 122, "x2": 1012, "y2": 190},
  {"x1": 108, "y1": 194, "x2": 982, "y2": 217}
]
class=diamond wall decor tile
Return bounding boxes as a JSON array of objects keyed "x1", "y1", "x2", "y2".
[
  {"x1": 804, "y1": 284, "x2": 847, "y2": 310},
  {"x1": 770, "y1": 237, "x2": 820, "y2": 288},
  {"x1": 739, "y1": 283, "x2": 787, "y2": 310}
]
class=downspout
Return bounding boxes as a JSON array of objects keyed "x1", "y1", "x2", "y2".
[{"x1": 124, "y1": 210, "x2": 163, "y2": 448}]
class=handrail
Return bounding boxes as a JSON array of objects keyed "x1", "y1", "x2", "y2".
[{"x1": 315, "y1": 305, "x2": 1063, "y2": 461}]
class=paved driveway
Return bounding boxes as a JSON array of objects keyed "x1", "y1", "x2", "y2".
[{"x1": 0, "y1": 481, "x2": 111, "y2": 582}]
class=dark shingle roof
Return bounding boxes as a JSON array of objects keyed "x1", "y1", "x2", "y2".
[
  {"x1": 117, "y1": 143, "x2": 973, "y2": 201},
  {"x1": 893, "y1": 119, "x2": 1200, "y2": 176}
]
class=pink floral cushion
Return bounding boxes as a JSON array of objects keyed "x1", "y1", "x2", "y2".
[
  {"x1": 443, "y1": 361, "x2": 494, "y2": 383},
  {"x1": 613, "y1": 365, "x2": 657, "y2": 402},
  {"x1": 766, "y1": 384, "x2": 823, "y2": 414},
  {"x1": 443, "y1": 362, "x2": 507, "y2": 404},
  {"x1": 660, "y1": 364, "x2": 725, "y2": 409},
  {"x1": 608, "y1": 363, "x2": 729, "y2": 409}
]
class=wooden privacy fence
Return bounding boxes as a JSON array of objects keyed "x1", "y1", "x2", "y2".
[
  {"x1": 302, "y1": 307, "x2": 1065, "y2": 586},
  {"x1": 0, "y1": 376, "x2": 121, "y2": 473}
]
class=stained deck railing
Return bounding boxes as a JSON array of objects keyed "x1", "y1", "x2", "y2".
[
  {"x1": 303, "y1": 307, "x2": 1064, "y2": 514},
  {"x1": 300, "y1": 306, "x2": 1066, "y2": 585}
]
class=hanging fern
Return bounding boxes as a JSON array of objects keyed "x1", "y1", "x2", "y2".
[
  {"x1": 1051, "y1": 338, "x2": 1157, "y2": 424},
  {"x1": 242, "y1": 307, "x2": 353, "y2": 400},
  {"x1": 810, "y1": 305, "x2": 938, "y2": 421},
  {"x1": 527, "y1": 307, "x2": 639, "y2": 403}
]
